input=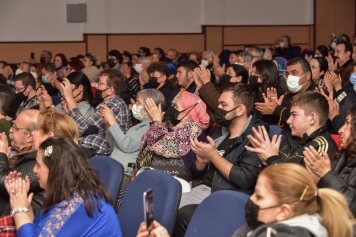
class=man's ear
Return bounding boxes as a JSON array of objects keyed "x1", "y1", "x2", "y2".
[
  {"x1": 237, "y1": 104, "x2": 246, "y2": 117},
  {"x1": 188, "y1": 71, "x2": 194, "y2": 79},
  {"x1": 309, "y1": 112, "x2": 317, "y2": 125},
  {"x1": 306, "y1": 71, "x2": 312, "y2": 81}
]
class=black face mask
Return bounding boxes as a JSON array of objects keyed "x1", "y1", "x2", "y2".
[
  {"x1": 214, "y1": 105, "x2": 239, "y2": 128},
  {"x1": 107, "y1": 59, "x2": 117, "y2": 68},
  {"x1": 169, "y1": 102, "x2": 200, "y2": 126},
  {"x1": 40, "y1": 57, "x2": 46, "y2": 64},
  {"x1": 249, "y1": 75, "x2": 262, "y2": 90},
  {"x1": 95, "y1": 88, "x2": 110, "y2": 103},
  {"x1": 245, "y1": 198, "x2": 280, "y2": 230},
  {"x1": 15, "y1": 88, "x2": 28, "y2": 102},
  {"x1": 149, "y1": 77, "x2": 160, "y2": 89},
  {"x1": 220, "y1": 74, "x2": 232, "y2": 86}
]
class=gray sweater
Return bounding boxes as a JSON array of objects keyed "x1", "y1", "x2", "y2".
[
  {"x1": 56, "y1": 101, "x2": 94, "y2": 120},
  {"x1": 107, "y1": 118, "x2": 150, "y2": 175}
]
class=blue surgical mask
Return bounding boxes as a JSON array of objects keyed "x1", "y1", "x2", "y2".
[
  {"x1": 42, "y1": 73, "x2": 49, "y2": 84},
  {"x1": 350, "y1": 73, "x2": 356, "y2": 85}
]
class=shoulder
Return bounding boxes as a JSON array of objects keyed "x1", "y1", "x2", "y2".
[{"x1": 250, "y1": 223, "x2": 314, "y2": 237}]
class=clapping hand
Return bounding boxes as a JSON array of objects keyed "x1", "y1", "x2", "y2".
[
  {"x1": 0, "y1": 132, "x2": 10, "y2": 157},
  {"x1": 101, "y1": 103, "x2": 116, "y2": 128},
  {"x1": 245, "y1": 126, "x2": 282, "y2": 165},
  {"x1": 145, "y1": 98, "x2": 164, "y2": 122},
  {"x1": 4, "y1": 172, "x2": 33, "y2": 210},
  {"x1": 326, "y1": 55, "x2": 337, "y2": 72},
  {"x1": 303, "y1": 146, "x2": 331, "y2": 178}
]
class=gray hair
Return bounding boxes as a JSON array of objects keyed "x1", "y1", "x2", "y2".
[
  {"x1": 238, "y1": 52, "x2": 253, "y2": 63},
  {"x1": 248, "y1": 46, "x2": 264, "y2": 59},
  {"x1": 202, "y1": 50, "x2": 214, "y2": 62},
  {"x1": 137, "y1": 89, "x2": 166, "y2": 108},
  {"x1": 138, "y1": 57, "x2": 151, "y2": 66}
]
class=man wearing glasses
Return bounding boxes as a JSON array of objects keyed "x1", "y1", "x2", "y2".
[
  {"x1": 62, "y1": 69, "x2": 132, "y2": 156},
  {"x1": 10, "y1": 72, "x2": 39, "y2": 120}
]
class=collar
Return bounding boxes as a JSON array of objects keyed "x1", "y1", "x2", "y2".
[
  {"x1": 338, "y1": 58, "x2": 354, "y2": 69},
  {"x1": 299, "y1": 126, "x2": 327, "y2": 145}
]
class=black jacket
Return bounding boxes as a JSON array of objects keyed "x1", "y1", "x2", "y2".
[
  {"x1": 164, "y1": 81, "x2": 197, "y2": 114},
  {"x1": 190, "y1": 115, "x2": 269, "y2": 194},
  {"x1": 158, "y1": 80, "x2": 174, "y2": 109},
  {"x1": 266, "y1": 126, "x2": 338, "y2": 166},
  {"x1": 318, "y1": 152, "x2": 356, "y2": 216},
  {"x1": 0, "y1": 151, "x2": 45, "y2": 217}
]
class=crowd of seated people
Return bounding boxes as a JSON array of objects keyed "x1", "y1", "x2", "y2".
[{"x1": 1, "y1": 33, "x2": 356, "y2": 236}]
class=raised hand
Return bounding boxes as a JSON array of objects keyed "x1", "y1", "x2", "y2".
[
  {"x1": 101, "y1": 103, "x2": 116, "y2": 127},
  {"x1": 245, "y1": 126, "x2": 282, "y2": 165},
  {"x1": 145, "y1": 98, "x2": 164, "y2": 122},
  {"x1": 325, "y1": 55, "x2": 337, "y2": 72},
  {"x1": 303, "y1": 146, "x2": 332, "y2": 178}
]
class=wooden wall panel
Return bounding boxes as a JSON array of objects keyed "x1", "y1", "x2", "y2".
[
  {"x1": 335, "y1": 0, "x2": 355, "y2": 42},
  {"x1": 205, "y1": 27, "x2": 223, "y2": 53},
  {"x1": 107, "y1": 34, "x2": 204, "y2": 54},
  {"x1": 315, "y1": 0, "x2": 355, "y2": 47},
  {"x1": 86, "y1": 35, "x2": 107, "y2": 63},
  {"x1": 0, "y1": 42, "x2": 85, "y2": 64},
  {"x1": 223, "y1": 26, "x2": 313, "y2": 49}
]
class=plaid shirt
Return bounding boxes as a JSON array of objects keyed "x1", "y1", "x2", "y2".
[
  {"x1": 70, "y1": 95, "x2": 132, "y2": 155},
  {"x1": 0, "y1": 215, "x2": 16, "y2": 237}
]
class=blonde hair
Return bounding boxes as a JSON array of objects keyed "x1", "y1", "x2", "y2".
[
  {"x1": 38, "y1": 109, "x2": 79, "y2": 142},
  {"x1": 261, "y1": 163, "x2": 355, "y2": 237}
]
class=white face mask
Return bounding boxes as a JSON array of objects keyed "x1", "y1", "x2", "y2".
[
  {"x1": 330, "y1": 42, "x2": 337, "y2": 49},
  {"x1": 279, "y1": 42, "x2": 285, "y2": 48},
  {"x1": 314, "y1": 54, "x2": 318, "y2": 58},
  {"x1": 134, "y1": 64, "x2": 143, "y2": 73},
  {"x1": 15, "y1": 68, "x2": 23, "y2": 75},
  {"x1": 201, "y1": 59, "x2": 209, "y2": 67},
  {"x1": 30, "y1": 71, "x2": 37, "y2": 79},
  {"x1": 132, "y1": 104, "x2": 145, "y2": 121},
  {"x1": 287, "y1": 72, "x2": 307, "y2": 93}
]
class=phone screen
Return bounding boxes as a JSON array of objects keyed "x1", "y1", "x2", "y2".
[{"x1": 143, "y1": 189, "x2": 154, "y2": 227}]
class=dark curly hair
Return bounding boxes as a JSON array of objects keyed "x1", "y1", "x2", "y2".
[
  {"x1": 39, "y1": 137, "x2": 112, "y2": 217},
  {"x1": 333, "y1": 106, "x2": 356, "y2": 164}
]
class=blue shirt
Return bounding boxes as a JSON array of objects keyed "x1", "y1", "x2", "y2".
[{"x1": 17, "y1": 197, "x2": 122, "y2": 237}]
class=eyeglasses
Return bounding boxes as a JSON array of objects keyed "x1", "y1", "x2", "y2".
[
  {"x1": 14, "y1": 87, "x2": 25, "y2": 93},
  {"x1": 11, "y1": 123, "x2": 28, "y2": 132},
  {"x1": 96, "y1": 81, "x2": 109, "y2": 87}
]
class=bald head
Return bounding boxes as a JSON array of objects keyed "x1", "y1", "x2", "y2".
[{"x1": 10, "y1": 109, "x2": 40, "y2": 152}]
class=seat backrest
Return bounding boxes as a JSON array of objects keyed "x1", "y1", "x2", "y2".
[
  {"x1": 118, "y1": 169, "x2": 181, "y2": 236},
  {"x1": 269, "y1": 125, "x2": 285, "y2": 140},
  {"x1": 185, "y1": 190, "x2": 249, "y2": 237},
  {"x1": 274, "y1": 57, "x2": 288, "y2": 76},
  {"x1": 89, "y1": 156, "x2": 124, "y2": 209}
]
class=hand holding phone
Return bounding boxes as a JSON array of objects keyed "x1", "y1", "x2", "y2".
[{"x1": 143, "y1": 189, "x2": 154, "y2": 228}]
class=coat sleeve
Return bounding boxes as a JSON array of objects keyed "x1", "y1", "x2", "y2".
[
  {"x1": 198, "y1": 82, "x2": 220, "y2": 112},
  {"x1": 318, "y1": 170, "x2": 356, "y2": 216},
  {"x1": 107, "y1": 122, "x2": 149, "y2": 153},
  {"x1": 0, "y1": 152, "x2": 10, "y2": 196}
]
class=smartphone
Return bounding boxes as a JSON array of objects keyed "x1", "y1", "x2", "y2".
[
  {"x1": 266, "y1": 227, "x2": 277, "y2": 237},
  {"x1": 143, "y1": 189, "x2": 154, "y2": 227},
  {"x1": 30, "y1": 52, "x2": 35, "y2": 60}
]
